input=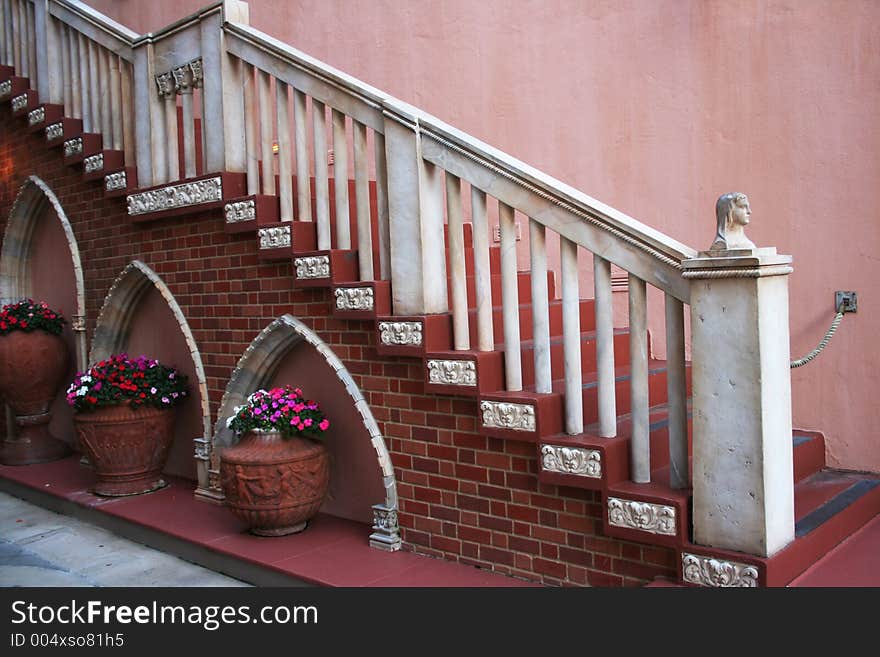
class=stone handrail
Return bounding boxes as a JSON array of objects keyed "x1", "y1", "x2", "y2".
[{"x1": 48, "y1": 0, "x2": 137, "y2": 60}]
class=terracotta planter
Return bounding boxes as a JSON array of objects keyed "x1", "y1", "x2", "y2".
[
  {"x1": 0, "y1": 330, "x2": 71, "y2": 465},
  {"x1": 73, "y1": 404, "x2": 174, "y2": 496},
  {"x1": 220, "y1": 430, "x2": 330, "y2": 536}
]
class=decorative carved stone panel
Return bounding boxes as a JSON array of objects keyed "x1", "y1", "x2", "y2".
[
  {"x1": 11, "y1": 93, "x2": 27, "y2": 112},
  {"x1": 84, "y1": 153, "x2": 104, "y2": 174},
  {"x1": 105, "y1": 171, "x2": 127, "y2": 192},
  {"x1": 193, "y1": 437, "x2": 210, "y2": 461},
  {"x1": 607, "y1": 497, "x2": 676, "y2": 536},
  {"x1": 427, "y1": 359, "x2": 476, "y2": 386},
  {"x1": 155, "y1": 71, "x2": 174, "y2": 98},
  {"x1": 224, "y1": 199, "x2": 255, "y2": 223},
  {"x1": 127, "y1": 177, "x2": 222, "y2": 216},
  {"x1": 540, "y1": 445, "x2": 601, "y2": 478},
  {"x1": 27, "y1": 106, "x2": 44, "y2": 125},
  {"x1": 0, "y1": 80, "x2": 11, "y2": 99},
  {"x1": 45, "y1": 122, "x2": 63, "y2": 141},
  {"x1": 63, "y1": 137, "x2": 82, "y2": 157},
  {"x1": 189, "y1": 58, "x2": 204, "y2": 88},
  {"x1": 378, "y1": 321, "x2": 422, "y2": 346},
  {"x1": 480, "y1": 401, "x2": 536, "y2": 432},
  {"x1": 335, "y1": 287, "x2": 374, "y2": 311},
  {"x1": 370, "y1": 503, "x2": 402, "y2": 551},
  {"x1": 681, "y1": 553, "x2": 759, "y2": 588},
  {"x1": 259, "y1": 225, "x2": 291, "y2": 249},
  {"x1": 294, "y1": 256, "x2": 330, "y2": 279}
]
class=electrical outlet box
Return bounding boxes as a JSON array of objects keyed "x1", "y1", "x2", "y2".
[
  {"x1": 492, "y1": 221, "x2": 521, "y2": 243},
  {"x1": 835, "y1": 290, "x2": 857, "y2": 313}
]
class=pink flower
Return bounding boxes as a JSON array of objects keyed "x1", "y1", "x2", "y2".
[{"x1": 319, "y1": 419, "x2": 330, "y2": 431}]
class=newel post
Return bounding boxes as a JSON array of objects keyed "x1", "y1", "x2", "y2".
[
  {"x1": 683, "y1": 192, "x2": 795, "y2": 558},
  {"x1": 382, "y1": 107, "x2": 448, "y2": 315}
]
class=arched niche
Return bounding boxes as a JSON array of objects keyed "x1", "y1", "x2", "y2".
[
  {"x1": 90, "y1": 260, "x2": 212, "y2": 494},
  {"x1": 212, "y1": 315, "x2": 400, "y2": 550},
  {"x1": 0, "y1": 176, "x2": 87, "y2": 447}
]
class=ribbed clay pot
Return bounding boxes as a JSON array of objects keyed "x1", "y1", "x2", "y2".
[
  {"x1": 0, "y1": 330, "x2": 71, "y2": 465},
  {"x1": 73, "y1": 404, "x2": 174, "y2": 496},
  {"x1": 220, "y1": 430, "x2": 330, "y2": 536}
]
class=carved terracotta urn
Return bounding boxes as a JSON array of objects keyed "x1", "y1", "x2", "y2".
[
  {"x1": 67, "y1": 354, "x2": 190, "y2": 496},
  {"x1": 220, "y1": 429, "x2": 330, "y2": 536},
  {"x1": 74, "y1": 404, "x2": 175, "y2": 496},
  {"x1": 0, "y1": 330, "x2": 72, "y2": 465}
]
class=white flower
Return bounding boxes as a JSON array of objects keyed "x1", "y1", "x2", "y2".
[
  {"x1": 80, "y1": 375, "x2": 92, "y2": 383},
  {"x1": 225, "y1": 415, "x2": 236, "y2": 429},
  {"x1": 77, "y1": 386, "x2": 89, "y2": 397}
]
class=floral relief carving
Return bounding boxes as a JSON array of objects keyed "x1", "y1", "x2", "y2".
[
  {"x1": 84, "y1": 153, "x2": 104, "y2": 174},
  {"x1": 540, "y1": 445, "x2": 601, "y2": 478},
  {"x1": 378, "y1": 321, "x2": 422, "y2": 346},
  {"x1": 427, "y1": 359, "x2": 476, "y2": 386},
  {"x1": 334, "y1": 287, "x2": 374, "y2": 311},
  {"x1": 373, "y1": 507, "x2": 398, "y2": 531},
  {"x1": 105, "y1": 172, "x2": 127, "y2": 192},
  {"x1": 127, "y1": 177, "x2": 222, "y2": 216},
  {"x1": 63, "y1": 137, "x2": 82, "y2": 157},
  {"x1": 189, "y1": 58, "x2": 203, "y2": 88},
  {"x1": 259, "y1": 225, "x2": 291, "y2": 249},
  {"x1": 155, "y1": 72, "x2": 175, "y2": 98},
  {"x1": 295, "y1": 256, "x2": 330, "y2": 279},
  {"x1": 193, "y1": 437, "x2": 210, "y2": 461},
  {"x1": 480, "y1": 401, "x2": 536, "y2": 432},
  {"x1": 27, "y1": 106, "x2": 44, "y2": 125},
  {"x1": 11, "y1": 93, "x2": 27, "y2": 112},
  {"x1": 45, "y1": 122, "x2": 63, "y2": 141},
  {"x1": 681, "y1": 553, "x2": 759, "y2": 588},
  {"x1": 607, "y1": 497, "x2": 676, "y2": 536},
  {"x1": 224, "y1": 199, "x2": 255, "y2": 223},
  {"x1": 0, "y1": 79, "x2": 11, "y2": 99}
]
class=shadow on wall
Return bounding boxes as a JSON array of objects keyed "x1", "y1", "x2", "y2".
[{"x1": 269, "y1": 341, "x2": 385, "y2": 525}]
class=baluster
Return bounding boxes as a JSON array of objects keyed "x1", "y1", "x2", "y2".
[
  {"x1": 11, "y1": 0, "x2": 19, "y2": 75},
  {"x1": 500, "y1": 201, "x2": 522, "y2": 391},
  {"x1": 332, "y1": 110, "x2": 351, "y2": 248},
  {"x1": 561, "y1": 237, "x2": 583, "y2": 434},
  {"x1": 374, "y1": 132, "x2": 391, "y2": 280},
  {"x1": 88, "y1": 39, "x2": 100, "y2": 138},
  {"x1": 257, "y1": 69, "x2": 274, "y2": 195},
  {"x1": 628, "y1": 274, "x2": 650, "y2": 483},
  {"x1": 60, "y1": 25, "x2": 71, "y2": 112},
  {"x1": 77, "y1": 34, "x2": 90, "y2": 132},
  {"x1": 470, "y1": 187, "x2": 494, "y2": 351},
  {"x1": 418, "y1": 159, "x2": 447, "y2": 314},
  {"x1": 353, "y1": 120, "x2": 373, "y2": 280},
  {"x1": 593, "y1": 255, "x2": 617, "y2": 437},
  {"x1": 174, "y1": 63, "x2": 196, "y2": 178},
  {"x1": 99, "y1": 48, "x2": 111, "y2": 143},
  {"x1": 121, "y1": 59, "x2": 134, "y2": 165},
  {"x1": 293, "y1": 88, "x2": 310, "y2": 221},
  {"x1": 275, "y1": 80, "x2": 293, "y2": 221},
  {"x1": 1, "y1": 1, "x2": 9, "y2": 67},
  {"x1": 161, "y1": 72, "x2": 179, "y2": 180},
  {"x1": 313, "y1": 99, "x2": 331, "y2": 249},
  {"x1": 69, "y1": 29, "x2": 81, "y2": 121},
  {"x1": 665, "y1": 294, "x2": 688, "y2": 489},
  {"x1": 25, "y1": 0, "x2": 35, "y2": 87},
  {"x1": 446, "y1": 173, "x2": 469, "y2": 350},
  {"x1": 530, "y1": 219, "x2": 551, "y2": 393},
  {"x1": 242, "y1": 63, "x2": 258, "y2": 195}
]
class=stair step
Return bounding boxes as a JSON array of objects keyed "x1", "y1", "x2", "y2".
[
  {"x1": 125, "y1": 171, "x2": 247, "y2": 222},
  {"x1": 467, "y1": 297, "x2": 596, "y2": 345},
  {"x1": 44, "y1": 117, "x2": 82, "y2": 148},
  {"x1": 0, "y1": 75, "x2": 28, "y2": 103},
  {"x1": 82, "y1": 150, "x2": 125, "y2": 181},
  {"x1": 331, "y1": 280, "x2": 392, "y2": 319},
  {"x1": 292, "y1": 249, "x2": 359, "y2": 288},
  {"x1": 62, "y1": 132, "x2": 101, "y2": 165},
  {"x1": 26, "y1": 103, "x2": 63, "y2": 133},
  {"x1": 677, "y1": 469, "x2": 880, "y2": 587},
  {"x1": 104, "y1": 167, "x2": 138, "y2": 198},
  {"x1": 9, "y1": 87, "x2": 37, "y2": 117},
  {"x1": 256, "y1": 220, "x2": 318, "y2": 260},
  {"x1": 375, "y1": 314, "x2": 452, "y2": 357},
  {"x1": 223, "y1": 194, "x2": 280, "y2": 234}
]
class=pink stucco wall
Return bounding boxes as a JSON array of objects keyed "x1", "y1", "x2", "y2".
[{"x1": 85, "y1": 0, "x2": 879, "y2": 472}]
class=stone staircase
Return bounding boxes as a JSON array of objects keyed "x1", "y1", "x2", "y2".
[{"x1": 2, "y1": 25, "x2": 879, "y2": 588}]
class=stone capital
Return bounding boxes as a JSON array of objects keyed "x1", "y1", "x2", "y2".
[{"x1": 681, "y1": 248, "x2": 793, "y2": 280}]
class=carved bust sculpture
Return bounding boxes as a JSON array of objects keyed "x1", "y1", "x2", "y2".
[{"x1": 711, "y1": 192, "x2": 755, "y2": 251}]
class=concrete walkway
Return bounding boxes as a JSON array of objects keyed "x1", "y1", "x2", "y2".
[{"x1": 0, "y1": 492, "x2": 250, "y2": 587}]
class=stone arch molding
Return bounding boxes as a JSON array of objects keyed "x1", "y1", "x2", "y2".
[
  {"x1": 90, "y1": 260, "x2": 213, "y2": 497},
  {"x1": 0, "y1": 175, "x2": 88, "y2": 370},
  {"x1": 213, "y1": 314, "x2": 400, "y2": 551}
]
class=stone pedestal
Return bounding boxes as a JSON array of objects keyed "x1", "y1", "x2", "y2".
[{"x1": 683, "y1": 248, "x2": 794, "y2": 557}]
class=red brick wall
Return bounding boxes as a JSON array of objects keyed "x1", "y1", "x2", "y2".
[{"x1": 0, "y1": 108, "x2": 675, "y2": 587}]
